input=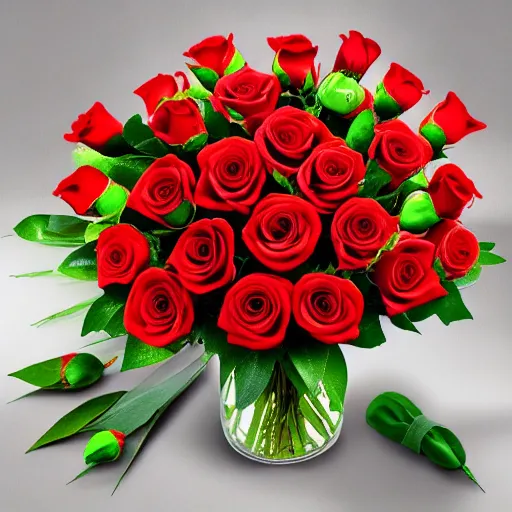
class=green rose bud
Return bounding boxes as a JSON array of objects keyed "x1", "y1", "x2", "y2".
[
  {"x1": 61, "y1": 353, "x2": 108, "y2": 389},
  {"x1": 374, "y1": 82, "x2": 401, "y2": 120},
  {"x1": 95, "y1": 182, "x2": 129, "y2": 218},
  {"x1": 317, "y1": 72, "x2": 365, "y2": 115},
  {"x1": 84, "y1": 430, "x2": 126, "y2": 466},
  {"x1": 345, "y1": 109, "x2": 376, "y2": 154},
  {"x1": 399, "y1": 191, "x2": 441, "y2": 233}
]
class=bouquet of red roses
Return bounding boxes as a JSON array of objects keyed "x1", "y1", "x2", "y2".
[{"x1": 9, "y1": 30, "x2": 505, "y2": 490}]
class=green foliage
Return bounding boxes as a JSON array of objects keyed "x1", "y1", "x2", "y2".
[
  {"x1": 360, "y1": 160, "x2": 391, "y2": 198},
  {"x1": 376, "y1": 171, "x2": 428, "y2": 214},
  {"x1": 288, "y1": 341, "x2": 330, "y2": 396},
  {"x1": 31, "y1": 297, "x2": 98, "y2": 327},
  {"x1": 109, "y1": 156, "x2": 155, "y2": 190},
  {"x1": 189, "y1": 66, "x2": 219, "y2": 92},
  {"x1": 57, "y1": 242, "x2": 98, "y2": 280},
  {"x1": 14, "y1": 215, "x2": 89, "y2": 247},
  {"x1": 272, "y1": 170, "x2": 295, "y2": 194},
  {"x1": 390, "y1": 313, "x2": 421, "y2": 334},
  {"x1": 454, "y1": 263, "x2": 482, "y2": 288},
  {"x1": 121, "y1": 335, "x2": 175, "y2": 372},
  {"x1": 81, "y1": 289, "x2": 127, "y2": 336},
  {"x1": 123, "y1": 115, "x2": 170, "y2": 157},
  {"x1": 345, "y1": 109, "x2": 376, "y2": 154},
  {"x1": 84, "y1": 223, "x2": 111, "y2": 243},
  {"x1": 199, "y1": 99, "x2": 231, "y2": 140},
  {"x1": 182, "y1": 132, "x2": 208, "y2": 152},
  {"x1": 478, "y1": 251, "x2": 506, "y2": 266},
  {"x1": 322, "y1": 345, "x2": 348, "y2": 413},
  {"x1": 163, "y1": 200, "x2": 196, "y2": 228},
  {"x1": 350, "y1": 308, "x2": 386, "y2": 348},
  {"x1": 8, "y1": 357, "x2": 62, "y2": 388}
]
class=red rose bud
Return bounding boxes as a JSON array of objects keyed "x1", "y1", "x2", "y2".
[
  {"x1": 368, "y1": 119, "x2": 433, "y2": 189},
  {"x1": 428, "y1": 163, "x2": 482, "y2": 220},
  {"x1": 124, "y1": 268, "x2": 194, "y2": 347},
  {"x1": 375, "y1": 63, "x2": 429, "y2": 120},
  {"x1": 267, "y1": 34, "x2": 318, "y2": 91},
  {"x1": 333, "y1": 30, "x2": 381, "y2": 80},
  {"x1": 126, "y1": 154, "x2": 196, "y2": 228},
  {"x1": 218, "y1": 273, "x2": 293, "y2": 350},
  {"x1": 53, "y1": 166, "x2": 128, "y2": 216},
  {"x1": 317, "y1": 72, "x2": 366, "y2": 116},
  {"x1": 184, "y1": 34, "x2": 245, "y2": 90},
  {"x1": 425, "y1": 220, "x2": 480, "y2": 280},
  {"x1": 148, "y1": 98, "x2": 207, "y2": 146},
  {"x1": 60, "y1": 353, "x2": 106, "y2": 389},
  {"x1": 242, "y1": 194, "x2": 322, "y2": 273},
  {"x1": 96, "y1": 224, "x2": 151, "y2": 289},
  {"x1": 331, "y1": 197, "x2": 398, "y2": 270},
  {"x1": 399, "y1": 191, "x2": 441, "y2": 233},
  {"x1": 64, "y1": 102, "x2": 123, "y2": 152},
  {"x1": 254, "y1": 106, "x2": 335, "y2": 177},
  {"x1": 297, "y1": 139, "x2": 365, "y2": 214},
  {"x1": 211, "y1": 67, "x2": 281, "y2": 134},
  {"x1": 195, "y1": 137, "x2": 265, "y2": 214},
  {"x1": 134, "y1": 74, "x2": 179, "y2": 116},
  {"x1": 166, "y1": 218, "x2": 236, "y2": 294},
  {"x1": 373, "y1": 238, "x2": 448, "y2": 317},
  {"x1": 420, "y1": 91, "x2": 487, "y2": 148},
  {"x1": 293, "y1": 274, "x2": 364, "y2": 344},
  {"x1": 83, "y1": 430, "x2": 125, "y2": 466}
]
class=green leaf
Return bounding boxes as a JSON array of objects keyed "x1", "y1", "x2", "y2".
[
  {"x1": 345, "y1": 109, "x2": 375, "y2": 154},
  {"x1": 182, "y1": 132, "x2": 208, "y2": 152},
  {"x1": 123, "y1": 115, "x2": 170, "y2": 158},
  {"x1": 272, "y1": 170, "x2": 295, "y2": 194},
  {"x1": 163, "y1": 200, "x2": 195, "y2": 228},
  {"x1": 189, "y1": 66, "x2": 219, "y2": 91},
  {"x1": 11, "y1": 270, "x2": 55, "y2": 278},
  {"x1": 82, "y1": 354, "x2": 206, "y2": 435},
  {"x1": 84, "y1": 223, "x2": 111, "y2": 244},
  {"x1": 433, "y1": 258, "x2": 447, "y2": 280},
  {"x1": 350, "y1": 309, "x2": 386, "y2": 348},
  {"x1": 104, "y1": 307, "x2": 127, "y2": 337},
  {"x1": 454, "y1": 263, "x2": 482, "y2": 289},
  {"x1": 360, "y1": 160, "x2": 391, "y2": 198},
  {"x1": 57, "y1": 242, "x2": 97, "y2": 280},
  {"x1": 109, "y1": 156, "x2": 155, "y2": 190},
  {"x1": 199, "y1": 100, "x2": 231, "y2": 140},
  {"x1": 14, "y1": 215, "x2": 89, "y2": 247},
  {"x1": 322, "y1": 345, "x2": 348, "y2": 413},
  {"x1": 81, "y1": 290, "x2": 127, "y2": 336},
  {"x1": 31, "y1": 296, "x2": 98, "y2": 327},
  {"x1": 234, "y1": 351, "x2": 276, "y2": 410},
  {"x1": 8, "y1": 357, "x2": 62, "y2": 387},
  {"x1": 121, "y1": 335, "x2": 174, "y2": 372},
  {"x1": 478, "y1": 251, "x2": 506, "y2": 266},
  {"x1": 479, "y1": 242, "x2": 495, "y2": 252},
  {"x1": 72, "y1": 145, "x2": 116, "y2": 175},
  {"x1": 288, "y1": 342, "x2": 330, "y2": 396},
  {"x1": 27, "y1": 391, "x2": 126, "y2": 452},
  {"x1": 186, "y1": 83, "x2": 212, "y2": 100},
  {"x1": 224, "y1": 50, "x2": 245, "y2": 75},
  {"x1": 390, "y1": 313, "x2": 421, "y2": 334},
  {"x1": 376, "y1": 171, "x2": 428, "y2": 213}
]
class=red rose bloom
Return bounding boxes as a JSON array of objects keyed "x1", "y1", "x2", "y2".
[
  {"x1": 53, "y1": 166, "x2": 110, "y2": 215},
  {"x1": 297, "y1": 139, "x2": 365, "y2": 213},
  {"x1": 124, "y1": 268, "x2": 194, "y2": 347},
  {"x1": 254, "y1": 106, "x2": 336, "y2": 177},
  {"x1": 428, "y1": 163, "x2": 482, "y2": 220},
  {"x1": 149, "y1": 98, "x2": 207, "y2": 146},
  {"x1": 267, "y1": 34, "x2": 318, "y2": 89},
  {"x1": 333, "y1": 30, "x2": 381, "y2": 79},
  {"x1": 368, "y1": 119, "x2": 433, "y2": 189},
  {"x1": 195, "y1": 137, "x2": 266, "y2": 214},
  {"x1": 64, "y1": 102, "x2": 122, "y2": 151},
  {"x1": 420, "y1": 91, "x2": 487, "y2": 145},
  {"x1": 242, "y1": 194, "x2": 322, "y2": 272},
  {"x1": 166, "y1": 218, "x2": 236, "y2": 295},
  {"x1": 211, "y1": 66, "x2": 281, "y2": 133},
  {"x1": 382, "y1": 63, "x2": 428, "y2": 112},
  {"x1": 96, "y1": 224, "x2": 150, "y2": 289},
  {"x1": 184, "y1": 34, "x2": 237, "y2": 76},
  {"x1": 134, "y1": 74, "x2": 179, "y2": 116},
  {"x1": 218, "y1": 273, "x2": 293, "y2": 350},
  {"x1": 373, "y1": 238, "x2": 448, "y2": 316},
  {"x1": 127, "y1": 154, "x2": 196, "y2": 227},
  {"x1": 331, "y1": 197, "x2": 398, "y2": 270},
  {"x1": 293, "y1": 274, "x2": 364, "y2": 344},
  {"x1": 425, "y1": 220, "x2": 480, "y2": 280}
]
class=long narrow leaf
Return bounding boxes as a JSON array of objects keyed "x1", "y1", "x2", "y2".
[{"x1": 31, "y1": 297, "x2": 99, "y2": 327}]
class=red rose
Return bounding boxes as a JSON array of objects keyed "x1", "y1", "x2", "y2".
[
  {"x1": 254, "y1": 106, "x2": 336, "y2": 177},
  {"x1": 184, "y1": 34, "x2": 239, "y2": 76},
  {"x1": 331, "y1": 197, "x2": 398, "y2": 270},
  {"x1": 218, "y1": 273, "x2": 293, "y2": 350},
  {"x1": 53, "y1": 166, "x2": 110, "y2": 215},
  {"x1": 124, "y1": 268, "x2": 194, "y2": 347},
  {"x1": 96, "y1": 224, "x2": 150, "y2": 289},
  {"x1": 297, "y1": 139, "x2": 365, "y2": 213},
  {"x1": 333, "y1": 30, "x2": 381, "y2": 79},
  {"x1": 381, "y1": 63, "x2": 428, "y2": 112},
  {"x1": 211, "y1": 66, "x2": 281, "y2": 133},
  {"x1": 368, "y1": 119, "x2": 433, "y2": 189},
  {"x1": 195, "y1": 137, "x2": 265, "y2": 215},
  {"x1": 134, "y1": 74, "x2": 178, "y2": 116},
  {"x1": 242, "y1": 194, "x2": 322, "y2": 272},
  {"x1": 267, "y1": 34, "x2": 318, "y2": 89},
  {"x1": 420, "y1": 91, "x2": 486, "y2": 145},
  {"x1": 148, "y1": 98, "x2": 207, "y2": 146},
  {"x1": 428, "y1": 163, "x2": 482, "y2": 220},
  {"x1": 425, "y1": 220, "x2": 480, "y2": 280},
  {"x1": 293, "y1": 274, "x2": 364, "y2": 344},
  {"x1": 127, "y1": 154, "x2": 196, "y2": 227},
  {"x1": 166, "y1": 218, "x2": 236, "y2": 294},
  {"x1": 64, "y1": 102, "x2": 122, "y2": 151},
  {"x1": 373, "y1": 238, "x2": 448, "y2": 316}
]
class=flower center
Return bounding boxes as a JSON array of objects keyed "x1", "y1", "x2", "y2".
[
  {"x1": 110, "y1": 250, "x2": 122, "y2": 264},
  {"x1": 153, "y1": 294, "x2": 169, "y2": 312},
  {"x1": 227, "y1": 162, "x2": 239, "y2": 175},
  {"x1": 198, "y1": 243, "x2": 210, "y2": 257}
]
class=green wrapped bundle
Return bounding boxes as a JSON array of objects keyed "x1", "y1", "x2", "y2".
[{"x1": 366, "y1": 392, "x2": 484, "y2": 492}]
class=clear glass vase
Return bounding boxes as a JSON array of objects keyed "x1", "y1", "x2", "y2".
[{"x1": 220, "y1": 362, "x2": 343, "y2": 464}]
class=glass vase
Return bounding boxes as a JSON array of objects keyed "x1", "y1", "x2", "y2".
[{"x1": 220, "y1": 362, "x2": 344, "y2": 464}]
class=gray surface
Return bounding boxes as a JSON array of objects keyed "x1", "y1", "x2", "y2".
[{"x1": 1, "y1": 0, "x2": 511, "y2": 511}]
